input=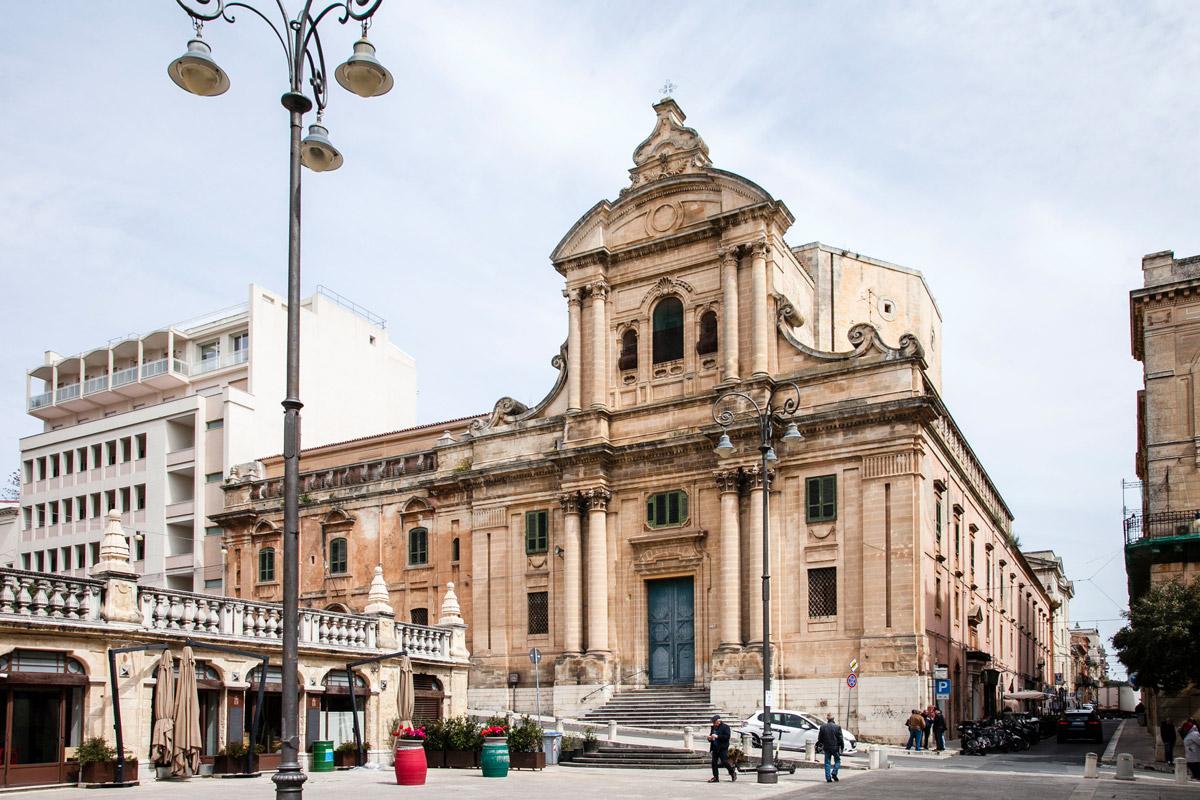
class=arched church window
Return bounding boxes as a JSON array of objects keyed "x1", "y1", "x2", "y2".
[
  {"x1": 652, "y1": 297, "x2": 684, "y2": 363},
  {"x1": 697, "y1": 310, "x2": 718, "y2": 355},
  {"x1": 618, "y1": 329, "x2": 638, "y2": 371}
]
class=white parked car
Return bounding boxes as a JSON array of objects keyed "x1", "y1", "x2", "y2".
[{"x1": 736, "y1": 710, "x2": 859, "y2": 754}]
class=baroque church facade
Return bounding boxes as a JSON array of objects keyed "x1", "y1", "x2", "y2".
[{"x1": 214, "y1": 99, "x2": 1052, "y2": 741}]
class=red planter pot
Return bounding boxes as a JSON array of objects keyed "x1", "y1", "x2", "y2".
[{"x1": 393, "y1": 742, "x2": 427, "y2": 785}]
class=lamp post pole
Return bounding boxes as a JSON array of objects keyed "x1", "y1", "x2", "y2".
[
  {"x1": 168, "y1": 4, "x2": 393, "y2": 798},
  {"x1": 712, "y1": 382, "x2": 802, "y2": 785}
]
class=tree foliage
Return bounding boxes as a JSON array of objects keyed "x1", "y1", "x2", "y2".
[
  {"x1": 0, "y1": 470, "x2": 17, "y2": 501},
  {"x1": 1112, "y1": 575, "x2": 1200, "y2": 693}
]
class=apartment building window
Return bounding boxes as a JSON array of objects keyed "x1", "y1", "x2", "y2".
[
  {"x1": 135, "y1": 485, "x2": 146, "y2": 511},
  {"x1": 206, "y1": 526, "x2": 224, "y2": 537},
  {"x1": 22, "y1": 506, "x2": 31, "y2": 530},
  {"x1": 89, "y1": 493, "x2": 101, "y2": 518},
  {"x1": 22, "y1": 553, "x2": 31, "y2": 570},
  {"x1": 524, "y1": 510, "x2": 548, "y2": 555},
  {"x1": 325, "y1": 536, "x2": 347, "y2": 574},
  {"x1": 47, "y1": 550, "x2": 56, "y2": 571},
  {"x1": 49, "y1": 454, "x2": 60, "y2": 479},
  {"x1": 935, "y1": 577, "x2": 943, "y2": 615},
  {"x1": 808, "y1": 567, "x2": 838, "y2": 617},
  {"x1": 36, "y1": 504, "x2": 46, "y2": 528},
  {"x1": 104, "y1": 490, "x2": 117, "y2": 513},
  {"x1": 134, "y1": 434, "x2": 147, "y2": 460},
  {"x1": 205, "y1": 472, "x2": 223, "y2": 484},
  {"x1": 205, "y1": 578, "x2": 223, "y2": 590},
  {"x1": 969, "y1": 535, "x2": 976, "y2": 581},
  {"x1": 232, "y1": 332, "x2": 249, "y2": 361},
  {"x1": 528, "y1": 591, "x2": 549, "y2": 635},
  {"x1": 646, "y1": 490, "x2": 688, "y2": 528},
  {"x1": 77, "y1": 447, "x2": 88, "y2": 470},
  {"x1": 119, "y1": 487, "x2": 131, "y2": 512},
  {"x1": 75, "y1": 544, "x2": 85, "y2": 568},
  {"x1": 199, "y1": 341, "x2": 219, "y2": 371},
  {"x1": 135, "y1": 538, "x2": 145, "y2": 561},
  {"x1": 258, "y1": 547, "x2": 276, "y2": 583},
  {"x1": 23, "y1": 460, "x2": 32, "y2": 483},
  {"x1": 120, "y1": 437, "x2": 132, "y2": 462},
  {"x1": 49, "y1": 502, "x2": 59, "y2": 525},
  {"x1": 63, "y1": 499, "x2": 73, "y2": 524},
  {"x1": 105, "y1": 441, "x2": 117, "y2": 466},
  {"x1": 407, "y1": 528, "x2": 427, "y2": 567},
  {"x1": 61, "y1": 547, "x2": 71, "y2": 570},
  {"x1": 90, "y1": 444, "x2": 101, "y2": 469},
  {"x1": 63, "y1": 450, "x2": 74, "y2": 474},
  {"x1": 954, "y1": 589, "x2": 961, "y2": 622},
  {"x1": 935, "y1": 493, "x2": 943, "y2": 551},
  {"x1": 954, "y1": 516, "x2": 962, "y2": 565},
  {"x1": 89, "y1": 543, "x2": 99, "y2": 565},
  {"x1": 806, "y1": 475, "x2": 837, "y2": 522},
  {"x1": 206, "y1": 419, "x2": 224, "y2": 431}
]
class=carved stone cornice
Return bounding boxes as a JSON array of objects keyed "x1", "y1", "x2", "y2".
[
  {"x1": 628, "y1": 527, "x2": 707, "y2": 576},
  {"x1": 559, "y1": 492, "x2": 582, "y2": 515},
  {"x1": 583, "y1": 487, "x2": 612, "y2": 511},
  {"x1": 714, "y1": 469, "x2": 740, "y2": 494}
]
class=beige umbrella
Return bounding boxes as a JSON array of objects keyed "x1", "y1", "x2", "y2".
[
  {"x1": 150, "y1": 650, "x2": 175, "y2": 767},
  {"x1": 171, "y1": 646, "x2": 202, "y2": 777},
  {"x1": 396, "y1": 655, "x2": 414, "y2": 730}
]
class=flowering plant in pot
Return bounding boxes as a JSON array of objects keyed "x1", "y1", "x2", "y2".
[
  {"x1": 334, "y1": 740, "x2": 369, "y2": 768},
  {"x1": 507, "y1": 716, "x2": 546, "y2": 770},
  {"x1": 481, "y1": 724, "x2": 508, "y2": 739},
  {"x1": 444, "y1": 716, "x2": 481, "y2": 768}
]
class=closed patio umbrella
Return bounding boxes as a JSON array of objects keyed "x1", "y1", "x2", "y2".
[
  {"x1": 396, "y1": 655, "x2": 414, "y2": 729},
  {"x1": 150, "y1": 650, "x2": 175, "y2": 767},
  {"x1": 171, "y1": 646, "x2": 202, "y2": 777}
]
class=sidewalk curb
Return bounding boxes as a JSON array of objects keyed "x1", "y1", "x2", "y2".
[{"x1": 1099, "y1": 719, "x2": 1126, "y2": 764}]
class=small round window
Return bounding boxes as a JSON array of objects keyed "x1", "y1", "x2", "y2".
[{"x1": 878, "y1": 298, "x2": 897, "y2": 321}]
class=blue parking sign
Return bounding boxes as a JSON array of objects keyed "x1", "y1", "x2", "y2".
[{"x1": 934, "y1": 678, "x2": 951, "y2": 698}]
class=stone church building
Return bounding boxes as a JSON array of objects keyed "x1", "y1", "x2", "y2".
[{"x1": 215, "y1": 99, "x2": 1052, "y2": 741}]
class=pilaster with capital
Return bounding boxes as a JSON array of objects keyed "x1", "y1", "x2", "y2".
[
  {"x1": 587, "y1": 281, "x2": 610, "y2": 409},
  {"x1": 560, "y1": 492, "x2": 584, "y2": 654},
  {"x1": 564, "y1": 288, "x2": 584, "y2": 412},
  {"x1": 750, "y1": 237, "x2": 769, "y2": 377},
  {"x1": 715, "y1": 470, "x2": 743, "y2": 649},
  {"x1": 744, "y1": 464, "x2": 767, "y2": 644},
  {"x1": 583, "y1": 487, "x2": 612, "y2": 653},
  {"x1": 719, "y1": 247, "x2": 741, "y2": 382}
]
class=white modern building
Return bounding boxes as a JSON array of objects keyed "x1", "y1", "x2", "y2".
[
  {"x1": 18, "y1": 284, "x2": 416, "y2": 592},
  {"x1": 1025, "y1": 549, "x2": 1076, "y2": 698}
]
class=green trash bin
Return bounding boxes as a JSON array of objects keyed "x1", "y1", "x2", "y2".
[
  {"x1": 312, "y1": 741, "x2": 335, "y2": 772},
  {"x1": 481, "y1": 737, "x2": 509, "y2": 778}
]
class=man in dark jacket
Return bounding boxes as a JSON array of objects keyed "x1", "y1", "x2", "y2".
[
  {"x1": 1161, "y1": 717, "x2": 1177, "y2": 763},
  {"x1": 932, "y1": 708, "x2": 948, "y2": 752},
  {"x1": 818, "y1": 713, "x2": 844, "y2": 783},
  {"x1": 707, "y1": 714, "x2": 736, "y2": 783}
]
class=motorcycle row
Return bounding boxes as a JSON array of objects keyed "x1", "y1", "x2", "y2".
[{"x1": 958, "y1": 716, "x2": 1043, "y2": 755}]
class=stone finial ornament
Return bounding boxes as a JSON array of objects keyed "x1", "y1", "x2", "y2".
[
  {"x1": 364, "y1": 564, "x2": 394, "y2": 616},
  {"x1": 92, "y1": 511, "x2": 135, "y2": 577},
  {"x1": 439, "y1": 581, "x2": 463, "y2": 625}
]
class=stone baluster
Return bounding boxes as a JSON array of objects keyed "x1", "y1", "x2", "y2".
[{"x1": 0, "y1": 575, "x2": 17, "y2": 613}]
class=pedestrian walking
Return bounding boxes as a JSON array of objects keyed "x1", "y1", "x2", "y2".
[
  {"x1": 905, "y1": 708, "x2": 926, "y2": 751},
  {"x1": 932, "y1": 708, "x2": 947, "y2": 752},
  {"x1": 1160, "y1": 717, "x2": 1177, "y2": 764},
  {"x1": 706, "y1": 714, "x2": 737, "y2": 783},
  {"x1": 1184, "y1": 723, "x2": 1200, "y2": 781},
  {"x1": 818, "y1": 712, "x2": 844, "y2": 783}
]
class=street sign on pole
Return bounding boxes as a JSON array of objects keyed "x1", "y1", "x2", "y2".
[
  {"x1": 529, "y1": 648, "x2": 541, "y2": 664},
  {"x1": 846, "y1": 673, "x2": 858, "y2": 689},
  {"x1": 529, "y1": 648, "x2": 542, "y2": 725},
  {"x1": 934, "y1": 678, "x2": 951, "y2": 698},
  {"x1": 849, "y1": 659, "x2": 859, "y2": 674}
]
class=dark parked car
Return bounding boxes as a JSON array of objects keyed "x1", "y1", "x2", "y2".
[{"x1": 1057, "y1": 710, "x2": 1103, "y2": 743}]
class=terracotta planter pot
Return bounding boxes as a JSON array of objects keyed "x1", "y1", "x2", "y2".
[
  {"x1": 445, "y1": 748, "x2": 477, "y2": 769},
  {"x1": 81, "y1": 759, "x2": 139, "y2": 784},
  {"x1": 424, "y1": 748, "x2": 446, "y2": 768},
  {"x1": 509, "y1": 750, "x2": 546, "y2": 770}
]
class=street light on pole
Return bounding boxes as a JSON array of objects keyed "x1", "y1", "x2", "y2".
[
  {"x1": 712, "y1": 382, "x2": 802, "y2": 785},
  {"x1": 167, "y1": 3, "x2": 392, "y2": 798}
]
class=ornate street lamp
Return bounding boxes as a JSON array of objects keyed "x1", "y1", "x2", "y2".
[
  {"x1": 712, "y1": 382, "x2": 803, "y2": 784},
  {"x1": 168, "y1": 3, "x2": 391, "y2": 798}
]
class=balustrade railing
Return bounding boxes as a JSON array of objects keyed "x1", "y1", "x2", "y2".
[
  {"x1": 0, "y1": 570, "x2": 103, "y2": 621},
  {"x1": 398, "y1": 622, "x2": 452, "y2": 661}
]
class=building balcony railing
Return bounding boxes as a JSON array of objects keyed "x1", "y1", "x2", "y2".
[
  {"x1": 195, "y1": 350, "x2": 250, "y2": 375},
  {"x1": 1124, "y1": 509, "x2": 1200, "y2": 545},
  {"x1": 112, "y1": 365, "x2": 139, "y2": 388},
  {"x1": 55, "y1": 382, "x2": 81, "y2": 403},
  {"x1": 28, "y1": 391, "x2": 52, "y2": 410},
  {"x1": 30, "y1": 353, "x2": 236, "y2": 416},
  {"x1": 83, "y1": 374, "x2": 109, "y2": 395}
]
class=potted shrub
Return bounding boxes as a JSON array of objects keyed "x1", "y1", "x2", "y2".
[
  {"x1": 559, "y1": 735, "x2": 582, "y2": 763},
  {"x1": 582, "y1": 727, "x2": 600, "y2": 753},
  {"x1": 507, "y1": 716, "x2": 546, "y2": 770},
  {"x1": 444, "y1": 716, "x2": 480, "y2": 768},
  {"x1": 213, "y1": 741, "x2": 255, "y2": 775},
  {"x1": 78, "y1": 737, "x2": 138, "y2": 784},
  {"x1": 422, "y1": 719, "x2": 448, "y2": 768},
  {"x1": 335, "y1": 741, "x2": 368, "y2": 768}
]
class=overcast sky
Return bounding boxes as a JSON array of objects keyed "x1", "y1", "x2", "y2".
[{"x1": 4, "y1": 2, "x2": 1198, "y2": 679}]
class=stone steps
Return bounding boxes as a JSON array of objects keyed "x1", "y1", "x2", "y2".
[
  {"x1": 562, "y1": 745, "x2": 710, "y2": 770},
  {"x1": 579, "y1": 686, "x2": 729, "y2": 730}
]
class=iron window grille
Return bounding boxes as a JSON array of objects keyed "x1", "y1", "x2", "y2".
[
  {"x1": 808, "y1": 566, "x2": 838, "y2": 617},
  {"x1": 410, "y1": 607, "x2": 428, "y2": 626},
  {"x1": 408, "y1": 527, "x2": 429, "y2": 566},
  {"x1": 646, "y1": 490, "x2": 688, "y2": 528},
  {"x1": 329, "y1": 537, "x2": 349, "y2": 574},
  {"x1": 525, "y1": 511, "x2": 548, "y2": 555},
  {"x1": 528, "y1": 591, "x2": 549, "y2": 635},
  {"x1": 806, "y1": 475, "x2": 837, "y2": 522}
]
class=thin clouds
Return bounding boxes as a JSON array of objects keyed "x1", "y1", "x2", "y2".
[{"x1": 3, "y1": 2, "x2": 1197, "y2": 671}]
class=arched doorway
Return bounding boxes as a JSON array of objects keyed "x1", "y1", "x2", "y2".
[
  {"x1": 307, "y1": 670, "x2": 367, "y2": 750},
  {"x1": 0, "y1": 650, "x2": 87, "y2": 787}
]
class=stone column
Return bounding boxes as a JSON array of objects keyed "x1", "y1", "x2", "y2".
[
  {"x1": 720, "y1": 247, "x2": 740, "y2": 382},
  {"x1": 716, "y1": 470, "x2": 742, "y2": 649},
  {"x1": 585, "y1": 487, "x2": 612, "y2": 653},
  {"x1": 560, "y1": 493, "x2": 583, "y2": 654},
  {"x1": 750, "y1": 238, "x2": 769, "y2": 377},
  {"x1": 745, "y1": 466, "x2": 765, "y2": 645},
  {"x1": 588, "y1": 281, "x2": 610, "y2": 410},
  {"x1": 564, "y1": 288, "x2": 583, "y2": 412}
]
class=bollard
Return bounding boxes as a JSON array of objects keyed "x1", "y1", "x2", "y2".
[
  {"x1": 741, "y1": 732, "x2": 752, "y2": 753},
  {"x1": 683, "y1": 727, "x2": 694, "y2": 750},
  {"x1": 1176, "y1": 757, "x2": 1188, "y2": 785},
  {"x1": 805, "y1": 740, "x2": 816, "y2": 763},
  {"x1": 608, "y1": 720, "x2": 618, "y2": 741},
  {"x1": 867, "y1": 747, "x2": 878, "y2": 770},
  {"x1": 1083, "y1": 752, "x2": 1098, "y2": 779},
  {"x1": 554, "y1": 717, "x2": 564, "y2": 734},
  {"x1": 1114, "y1": 753, "x2": 1135, "y2": 781}
]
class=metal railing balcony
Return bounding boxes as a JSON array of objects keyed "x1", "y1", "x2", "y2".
[
  {"x1": 55, "y1": 382, "x2": 80, "y2": 402},
  {"x1": 1124, "y1": 509, "x2": 1200, "y2": 545},
  {"x1": 141, "y1": 358, "x2": 169, "y2": 378},
  {"x1": 195, "y1": 355, "x2": 221, "y2": 375},
  {"x1": 28, "y1": 391, "x2": 53, "y2": 410},
  {"x1": 83, "y1": 375, "x2": 109, "y2": 395},
  {"x1": 112, "y1": 365, "x2": 138, "y2": 387}
]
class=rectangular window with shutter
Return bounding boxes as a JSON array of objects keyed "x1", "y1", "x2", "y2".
[
  {"x1": 525, "y1": 510, "x2": 548, "y2": 555},
  {"x1": 807, "y1": 567, "x2": 837, "y2": 617},
  {"x1": 528, "y1": 591, "x2": 549, "y2": 635},
  {"x1": 806, "y1": 475, "x2": 837, "y2": 522},
  {"x1": 646, "y1": 491, "x2": 688, "y2": 528}
]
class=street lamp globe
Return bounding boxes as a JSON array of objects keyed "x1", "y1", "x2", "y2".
[
  {"x1": 167, "y1": 36, "x2": 230, "y2": 97},
  {"x1": 764, "y1": 446, "x2": 778, "y2": 463},
  {"x1": 300, "y1": 119, "x2": 344, "y2": 172},
  {"x1": 780, "y1": 422, "x2": 803, "y2": 444},
  {"x1": 335, "y1": 38, "x2": 394, "y2": 98},
  {"x1": 714, "y1": 432, "x2": 736, "y2": 458}
]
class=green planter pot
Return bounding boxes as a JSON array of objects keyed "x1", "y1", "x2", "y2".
[{"x1": 481, "y1": 737, "x2": 509, "y2": 778}]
